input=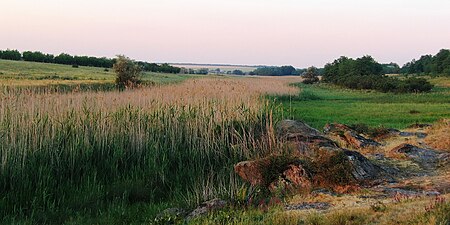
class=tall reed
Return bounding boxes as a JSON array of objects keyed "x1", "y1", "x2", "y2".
[{"x1": 0, "y1": 77, "x2": 301, "y2": 221}]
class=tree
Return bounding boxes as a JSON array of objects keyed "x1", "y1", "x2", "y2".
[
  {"x1": 0, "y1": 49, "x2": 21, "y2": 60},
  {"x1": 252, "y1": 66, "x2": 297, "y2": 76},
  {"x1": 232, "y1": 70, "x2": 244, "y2": 75},
  {"x1": 302, "y1": 66, "x2": 320, "y2": 84},
  {"x1": 401, "y1": 49, "x2": 450, "y2": 76},
  {"x1": 113, "y1": 55, "x2": 142, "y2": 88},
  {"x1": 323, "y1": 55, "x2": 433, "y2": 93},
  {"x1": 54, "y1": 53, "x2": 74, "y2": 65}
]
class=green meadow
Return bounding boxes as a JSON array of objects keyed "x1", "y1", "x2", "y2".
[
  {"x1": 271, "y1": 81, "x2": 450, "y2": 130},
  {"x1": 0, "y1": 59, "x2": 449, "y2": 224},
  {"x1": 0, "y1": 59, "x2": 193, "y2": 87}
]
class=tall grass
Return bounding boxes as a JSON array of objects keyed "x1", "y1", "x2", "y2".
[{"x1": 0, "y1": 77, "x2": 301, "y2": 222}]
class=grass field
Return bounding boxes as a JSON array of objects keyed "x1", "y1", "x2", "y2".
[
  {"x1": 0, "y1": 59, "x2": 193, "y2": 87},
  {"x1": 271, "y1": 81, "x2": 450, "y2": 130},
  {"x1": 1, "y1": 59, "x2": 449, "y2": 224}
]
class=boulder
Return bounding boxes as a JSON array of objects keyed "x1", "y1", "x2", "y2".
[
  {"x1": 344, "y1": 150, "x2": 384, "y2": 182},
  {"x1": 268, "y1": 164, "x2": 312, "y2": 193},
  {"x1": 343, "y1": 131, "x2": 381, "y2": 149},
  {"x1": 391, "y1": 144, "x2": 446, "y2": 169},
  {"x1": 323, "y1": 123, "x2": 353, "y2": 134},
  {"x1": 234, "y1": 158, "x2": 271, "y2": 186},
  {"x1": 234, "y1": 156, "x2": 311, "y2": 192},
  {"x1": 186, "y1": 199, "x2": 227, "y2": 220},
  {"x1": 276, "y1": 120, "x2": 321, "y2": 137},
  {"x1": 324, "y1": 123, "x2": 381, "y2": 149},
  {"x1": 277, "y1": 120, "x2": 340, "y2": 153},
  {"x1": 235, "y1": 120, "x2": 389, "y2": 195}
]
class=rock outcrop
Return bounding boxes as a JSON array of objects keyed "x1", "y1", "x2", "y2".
[
  {"x1": 391, "y1": 144, "x2": 449, "y2": 169},
  {"x1": 276, "y1": 120, "x2": 339, "y2": 153},
  {"x1": 324, "y1": 123, "x2": 381, "y2": 149},
  {"x1": 344, "y1": 150, "x2": 383, "y2": 181},
  {"x1": 234, "y1": 120, "x2": 387, "y2": 194},
  {"x1": 234, "y1": 156, "x2": 311, "y2": 193}
]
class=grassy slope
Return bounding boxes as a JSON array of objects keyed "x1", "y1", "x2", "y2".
[
  {"x1": 272, "y1": 80, "x2": 450, "y2": 129},
  {"x1": 0, "y1": 59, "x2": 192, "y2": 86}
]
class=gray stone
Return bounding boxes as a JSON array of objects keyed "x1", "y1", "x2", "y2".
[
  {"x1": 186, "y1": 199, "x2": 227, "y2": 220},
  {"x1": 285, "y1": 202, "x2": 331, "y2": 211}
]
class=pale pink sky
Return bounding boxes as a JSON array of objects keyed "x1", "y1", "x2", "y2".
[{"x1": 1, "y1": 0, "x2": 449, "y2": 67}]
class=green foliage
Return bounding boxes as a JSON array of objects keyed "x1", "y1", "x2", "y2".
[
  {"x1": 382, "y1": 62, "x2": 401, "y2": 74},
  {"x1": 232, "y1": 70, "x2": 244, "y2": 75},
  {"x1": 402, "y1": 49, "x2": 450, "y2": 76},
  {"x1": 302, "y1": 66, "x2": 320, "y2": 84},
  {"x1": 0, "y1": 49, "x2": 21, "y2": 60},
  {"x1": 0, "y1": 49, "x2": 182, "y2": 73},
  {"x1": 323, "y1": 55, "x2": 433, "y2": 93},
  {"x1": 22, "y1": 51, "x2": 55, "y2": 63},
  {"x1": 252, "y1": 66, "x2": 298, "y2": 76},
  {"x1": 113, "y1": 55, "x2": 142, "y2": 88}
]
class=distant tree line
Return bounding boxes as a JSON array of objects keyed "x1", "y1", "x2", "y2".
[
  {"x1": 323, "y1": 56, "x2": 433, "y2": 93},
  {"x1": 0, "y1": 49, "x2": 181, "y2": 74},
  {"x1": 401, "y1": 49, "x2": 450, "y2": 76},
  {"x1": 251, "y1": 66, "x2": 303, "y2": 76}
]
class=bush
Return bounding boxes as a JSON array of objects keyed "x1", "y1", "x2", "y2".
[
  {"x1": 398, "y1": 77, "x2": 434, "y2": 93},
  {"x1": 302, "y1": 77, "x2": 319, "y2": 84},
  {"x1": 113, "y1": 55, "x2": 142, "y2": 88},
  {"x1": 323, "y1": 55, "x2": 434, "y2": 93}
]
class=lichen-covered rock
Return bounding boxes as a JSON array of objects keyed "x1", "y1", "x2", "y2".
[
  {"x1": 186, "y1": 199, "x2": 227, "y2": 220},
  {"x1": 391, "y1": 144, "x2": 446, "y2": 169},
  {"x1": 324, "y1": 123, "x2": 381, "y2": 149},
  {"x1": 276, "y1": 120, "x2": 322, "y2": 138},
  {"x1": 277, "y1": 120, "x2": 340, "y2": 153},
  {"x1": 268, "y1": 164, "x2": 312, "y2": 193},
  {"x1": 234, "y1": 156, "x2": 308, "y2": 190},
  {"x1": 234, "y1": 158, "x2": 271, "y2": 186},
  {"x1": 343, "y1": 131, "x2": 381, "y2": 149},
  {"x1": 323, "y1": 123, "x2": 353, "y2": 134},
  {"x1": 236, "y1": 120, "x2": 388, "y2": 194},
  {"x1": 344, "y1": 150, "x2": 384, "y2": 182}
]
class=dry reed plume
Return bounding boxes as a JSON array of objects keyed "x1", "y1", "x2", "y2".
[{"x1": 0, "y1": 76, "x2": 302, "y2": 219}]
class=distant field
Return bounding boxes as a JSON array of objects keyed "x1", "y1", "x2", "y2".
[
  {"x1": 170, "y1": 63, "x2": 258, "y2": 72},
  {"x1": 272, "y1": 78, "x2": 450, "y2": 129},
  {"x1": 0, "y1": 59, "x2": 193, "y2": 86}
]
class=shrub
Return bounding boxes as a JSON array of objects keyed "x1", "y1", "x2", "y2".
[
  {"x1": 304, "y1": 150, "x2": 355, "y2": 188},
  {"x1": 323, "y1": 55, "x2": 434, "y2": 93},
  {"x1": 113, "y1": 55, "x2": 142, "y2": 88},
  {"x1": 302, "y1": 67, "x2": 320, "y2": 84},
  {"x1": 302, "y1": 77, "x2": 319, "y2": 84}
]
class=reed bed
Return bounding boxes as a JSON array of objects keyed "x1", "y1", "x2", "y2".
[{"x1": 0, "y1": 76, "x2": 301, "y2": 221}]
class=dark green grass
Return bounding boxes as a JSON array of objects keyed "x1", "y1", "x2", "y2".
[{"x1": 270, "y1": 83, "x2": 450, "y2": 130}]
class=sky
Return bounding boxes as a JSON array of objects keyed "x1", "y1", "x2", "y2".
[{"x1": 1, "y1": 0, "x2": 449, "y2": 68}]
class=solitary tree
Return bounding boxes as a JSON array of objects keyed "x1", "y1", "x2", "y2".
[
  {"x1": 113, "y1": 55, "x2": 142, "y2": 88},
  {"x1": 302, "y1": 66, "x2": 320, "y2": 84}
]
